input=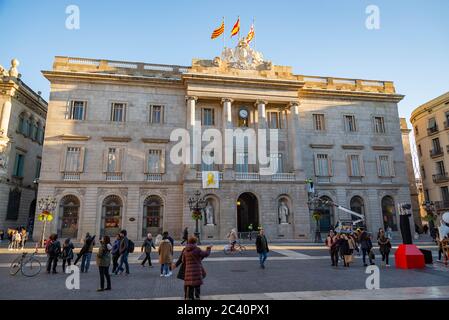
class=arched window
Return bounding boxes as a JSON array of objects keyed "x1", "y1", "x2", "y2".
[
  {"x1": 318, "y1": 196, "x2": 334, "y2": 232},
  {"x1": 59, "y1": 195, "x2": 80, "y2": 238},
  {"x1": 23, "y1": 116, "x2": 31, "y2": 137},
  {"x1": 381, "y1": 196, "x2": 398, "y2": 231},
  {"x1": 350, "y1": 196, "x2": 365, "y2": 228},
  {"x1": 18, "y1": 113, "x2": 25, "y2": 134},
  {"x1": 143, "y1": 195, "x2": 163, "y2": 237},
  {"x1": 31, "y1": 120, "x2": 39, "y2": 141},
  {"x1": 102, "y1": 195, "x2": 122, "y2": 237}
]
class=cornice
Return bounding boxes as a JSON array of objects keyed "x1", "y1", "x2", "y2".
[
  {"x1": 141, "y1": 138, "x2": 170, "y2": 144},
  {"x1": 299, "y1": 88, "x2": 404, "y2": 103},
  {"x1": 102, "y1": 136, "x2": 132, "y2": 142},
  {"x1": 59, "y1": 134, "x2": 91, "y2": 141}
]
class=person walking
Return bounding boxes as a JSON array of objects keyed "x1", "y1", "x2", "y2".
[
  {"x1": 158, "y1": 234, "x2": 173, "y2": 277},
  {"x1": 20, "y1": 228, "x2": 27, "y2": 249},
  {"x1": 45, "y1": 234, "x2": 61, "y2": 274},
  {"x1": 77, "y1": 233, "x2": 95, "y2": 273},
  {"x1": 326, "y1": 230, "x2": 339, "y2": 266},
  {"x1": 255, "y1": 228, "x2": 269, "y2": 269},
  {"x1": 115, "y1": 229, "x2": 130, "y2": 275},
  {"x1": 359, "y1": 229, "x2": 375, "y2": 266},
  {"x1": 339, "y1": 234, "x2": 351, "y2": 267},
  {"x1": 111, "y1": 234, "x2": 121, "y2": 273},
  {"x1": 14, "y1": 230, "x2": 21, "y2": 251},
  {"x1": 227, "y1": 228, "x2": 238, "y2": 251},
  {"x1": 378, "y1": 229, "x2": 392, "y2": 267},
  {"x1": 141, "y1": 233, "x2": 156, "y2": 267},
  {"x1": 423, "y1": 224, "x2": 429, "y2": 235},
  {"x1": 96, "y1": 236, "x2": 112, "y2": 291},
  {"x1": 61, "y1": 238, "x2": 74, "y2": 273},
  {"x1": 181, "y1": 227, "x2": 188, "y2": 245},
  {"x1": 182, "y1": 236, "x2": 212, "y2": 300}
]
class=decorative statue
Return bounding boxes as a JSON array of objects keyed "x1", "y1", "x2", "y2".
[
  {"x1": 278, "y1": 201, "x2": 289, "y2": 224},
  {"x1": 8, "y1": 59, "x2": 19, "y2": 78},
  {"x1": 0, "y1": 65, "x2": 8, "y2": 77},
  {"x1": 212, "y1": 56, "x2": 222, "y2": 67},
  {"x1": 205, "y1": 201, "x2": 214, "y2": 225},
  {"x1": 219, "y1": 41, "x2": 271, "y2": 70}
]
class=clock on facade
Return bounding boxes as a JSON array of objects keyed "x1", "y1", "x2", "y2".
[{"x1": 239, "y1": 108, "x2": 248, "y2": 119}]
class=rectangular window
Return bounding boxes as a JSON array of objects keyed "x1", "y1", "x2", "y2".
[
  {"x1": 6, "y1": 188, "x2": 21, "y2": 220},
  {"x1": 436, "y1": 161, "x2": 446, "y2": 175},
  {"x1": 374, "y1": 116, "x2": 386, "y2": 133},
  {"x1": 421, "y1": 165, "x2": 426, "y2": 179},
  {"x1": 315, "y1": 154, "x2": 331, "y2": 177},
  {"x1": 432, "y1": 138, "x2": 441, "y2": 151},
  {"x1": 147, "y1": 149, "x2": 161, "y2": 173},
  {"x1": 418, "y1": 144, "x2": 422, "y2": 157},
  {"x1": 445, "y1": 112, "x2": 449, "y2": 128},
  {"x1": 442, "y1": 186, "x2": 449, "y2": 202},
  {"x1": 201, "y1": 108, "x2": 215, "y2": 126},
  {"x1": 150, "y1": 105, "x2": 163, "y2": 124},
  {"x1": 344, "y1": 115, "x2": 357, "y2": 132},
  {"x1": 111, "y1": 103, "x2": 126, "y2": 122},
  {"x1": 270, "y1": 153, "x2": 283, "y2": 173},
  {"x1": 313, "y1": 114, "x2": 325, "y2": 131},
  {"x1": 236, "y1": 152, "x2": 249, "y2": 173},
  {"x1": 35, "y1": 159, "x2": 41, "y2": 179},
  {"x1": 268, "y1": 112, "x2": 280, "y2": 129},
  {"x1": 13, "y1": 154, "x2": 25, "y2": 177},
  {"x1": 378, "y1": 155, "x2": 391, "y2": 177},
  {"x1": 65, "y1": 147, "x2": 81, "y2": 172},
  {"x1": 424, "y1": 189, "x2": 430, "y2": 201},
  {"x1": 107, "y1": 148, "x2": 118, "y2": 172},
  {"x1": 428, "y1": 118, "x2": 436, "y2": 129},
  {"x1": 68, "y1": 101, "x2": 86, "y2": 120},
  {"x1": 348, "y1": 154, "x2": 362, "y2": 177},
  {"x1": 201, "y1": 150, "x2": 215, "y2": 172}
]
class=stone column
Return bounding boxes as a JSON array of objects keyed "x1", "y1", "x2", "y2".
[
  {"x1": 222, "y1": 98, "x2": 233, "y2": 176},
  {"x1": 185, "y1": 96, "x2": 198, "y2": 177},
  {"x1": 0, "y1": 100, "x2": 12, "y2": 137},
  {"x1": 256, "y1": 100, "x2": 267, "y2": 129},
  {"x1": 289, "y1": 101, "x2": 304, "y2": 177}
]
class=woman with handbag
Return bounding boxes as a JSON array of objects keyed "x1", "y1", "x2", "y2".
[
  {"x1": 378, "y1": 229, "x2": 392, "y2": 267},
  {"x1": 181, "y1": 236, "x2": 212, "y2": 300},
  {"x1": 96, "y1": 236, "x2": 112, "y2": 291}
]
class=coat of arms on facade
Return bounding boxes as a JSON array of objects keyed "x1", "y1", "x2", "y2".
[{"x1": 213, "y1": 39, "x2": 272, "y2": 71}]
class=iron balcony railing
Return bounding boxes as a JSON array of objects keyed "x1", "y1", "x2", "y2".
[
  {"x1": 432, "y1": 172, "x2": 449, "y2": 183},
  {"x1": 427, "y1": 126, "x2": 439, "y2": 136}
]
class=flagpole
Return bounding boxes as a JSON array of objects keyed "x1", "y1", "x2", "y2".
[
  {"x1": 253, "y1": 17, "x2": 256, "y2": 50},
  {"x1": 238, "y1": 16, "x2": 240, "y2": 41},
  {"x1": 223, "y1": 17, "x2": 225, "y2": 49}
]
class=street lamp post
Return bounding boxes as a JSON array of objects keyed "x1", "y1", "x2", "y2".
[
  {"x1": 306, "y1": 178, "x2": 323, "y2": 243},
  {"x1": 188, "y1": 190, "x2": 207, "y2": 244},
  {"x1": 37, "y1": 196, "x2": 57, "y2": 248},
  {"x1": 422, "y1": 201, "x2": 436, "y2": 238}
]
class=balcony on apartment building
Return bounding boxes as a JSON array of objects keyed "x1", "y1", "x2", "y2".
[
  {"x1": 432, "y1": 172, "x2": 449, "y2": 183},
  {"x1": 427, "y1": 125, "x2": 439, "y2": 136},
  {"x1": 434, "y1": 200, "x2": 449, "y2": 211},
  {"x1": 430, "y1": 147, "x2": 444, "y2": 158}
]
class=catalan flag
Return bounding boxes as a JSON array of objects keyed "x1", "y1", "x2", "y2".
[
  {"x1": 245, "y1": 23, "x2": 255, "y2": 44},
  {"x1": 211, "y1": 19, "x2": 225, "y2": 40},
  {"x1": 230, "y1": 18, "x2": 240, "y2": 37}
]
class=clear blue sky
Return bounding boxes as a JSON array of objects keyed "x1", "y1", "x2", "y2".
[{"x1": 0, "y1": 0, "x2": 448, "y2": 124}]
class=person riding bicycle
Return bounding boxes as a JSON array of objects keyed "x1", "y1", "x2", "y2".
[{"x1": 227, "y1": 228, "x2": 238, "y2": 251}]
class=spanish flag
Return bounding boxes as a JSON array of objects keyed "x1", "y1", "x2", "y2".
[
  {"x1": 245, "y1": 24, "x2": 255, "y2": 44},
  {"x1": 211, "y1": 19, "x2": 225, "y2": 40},
  {"x1": 230, "y1": 18, "x2": 240, "y2": 37}
]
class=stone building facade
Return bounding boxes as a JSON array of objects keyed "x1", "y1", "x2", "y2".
[
  {"x1": 0, "y1": 59, "x2": 47, "y2": 234},
  {"x1": 410, "y1": 92, "x2": 449, "y2": 220},
  {"x1": 33, "y1": 45, "x2": 411, "y2": 241}
]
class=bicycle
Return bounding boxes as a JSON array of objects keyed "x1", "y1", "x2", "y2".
[
  {"x1": 224, "y1": 241, "x2": 246, "y2": 255},
  {"x1": 10, "y1": 249, "x2": 42, "y2": 277}
]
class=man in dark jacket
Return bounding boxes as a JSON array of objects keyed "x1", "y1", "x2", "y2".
[
  {"x1": 141, "y1": 233, "x2": 156, "y2": 267},
  {"x1": 45, "y1": 234, "x2": 61, "y2": 274},
  {"x1": 181, "y1": 227, "x2": 188, "y2": 245},
  {"x1": 255, "y1": 228, "x2": 269, "y2": 269},
  {"x1": 80, "y1": 233, "x2": 95, "y2": 273},
  {"x1": 115, "y1": 229, "x2": 130, "y2": 275},
  {"x1": 359, "y1": 229, "x2": 374, "y2": 266}
]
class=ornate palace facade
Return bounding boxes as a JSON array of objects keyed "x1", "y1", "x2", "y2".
[{"x1": 33, "y1": 43, "x2": 411, "y2": 241}]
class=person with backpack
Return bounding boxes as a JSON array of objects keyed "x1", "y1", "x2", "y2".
[
  {"x1": 61, "y1": 238, "x2": 74, "y2": 273},
  {"x1": 141, "y1": 233, "x2": 156, "y2": 267},
  {"x1": 45, "y1": 234, "x2": 61, "y2": 274},
  {"x1": 96, "y1": 236, "x2": 112, "y2": 291},
  {"x1": 111, "y1": 234, "x2": 121, "y2": 274},
  {"x1": 115, "y1": 229, "x2": 131, "y2": 275}
]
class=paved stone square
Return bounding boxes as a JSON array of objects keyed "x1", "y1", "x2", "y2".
[{"x1": 0, "y1": 241, "x2": 448, "y2": 300}]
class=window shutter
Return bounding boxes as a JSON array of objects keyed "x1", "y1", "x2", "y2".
[
  {"x1": 144, "y1": 150, "x2": 149, "y2": 174},
  {"x1": 389, "y1": 156, "x2": 395, "y2": 177},
  {"x1": 313, "y1": 153, "x2": 319, "y2": 176},
  {"x1": 360, "y1": 155, "x2": 365, "y2": 176},
  {"x1": 78, "y1": 147, "x2": 85, "y2": 172},
  {"x1": 346, "y1": 155, "x2": 352, "y2": 176},
  {"x1": 328, "y1": 155, "x2": 333, "y2": 176},
  {"x1": 376, "y1": 155, "x2": 381, "y2": 176},
  {"x1": 60, "y1": 147, "x2": 67, "y2": 172},
  {"x1": 65, "y1": 101, "x2": 71, "y2": 120},
  {"x1": 117, "y1": 148, "x2": 125, "y2": 172},
  {"x1": 160, "y1": 149, "x2": 166, "y2": 174},
  {"x1": 103, "y1": 149, "x2": 109, "y2": 173},
  {"x1": 161, "y1": 105, "x2": 165, "y2": 124}
]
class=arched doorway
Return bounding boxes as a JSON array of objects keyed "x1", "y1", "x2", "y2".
[
  {"x1": 143, "y1": 195, "x2": 163, "y2": 237},
  {"x1": 381, "y1": 196, "x2": 398, "y2": 231},
  {"x1": 59, "y1": 195, "x2": 80, "y2": 238},
  {"x1": 27, "y1": 199, "x2": 36, "y2": 235},
  {"x1": 350, "y1": 196, "x2": 365, "y2": 229},
  {"x1": 237, "y1": 193, "x2": 259, "y2": 232},
  {"x1": 101, "y1": 195, "x2": 122, "y2": 237},
  {"x1": 318, "y1": 196, "x2": 334, "y2": 232}
]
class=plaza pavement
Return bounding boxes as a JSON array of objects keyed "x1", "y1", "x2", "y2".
[{"x1": 0, "y1": 239, "x2": 448, "y2": 300}]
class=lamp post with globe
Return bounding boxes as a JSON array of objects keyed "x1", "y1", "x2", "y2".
[
  {"x1": 188, "y1": 190, "x2": 207, "y2": 244},
  {"x1": 37, "y1": 196, "x2": 57, "y2": 247}
]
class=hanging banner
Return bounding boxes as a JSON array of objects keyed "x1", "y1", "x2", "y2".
[{"x1": 202, "y1": 171, "x2": 220, "y2": 189}]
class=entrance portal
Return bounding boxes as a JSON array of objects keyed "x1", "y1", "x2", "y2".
[{"x1": 237, "y1": 193, "x2": 259, "y2": 232}]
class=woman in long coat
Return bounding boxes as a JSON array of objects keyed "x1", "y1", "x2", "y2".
[
  {"x1": 182, "y1": 236, "x2": 212, "y2": 300},
  {"x1": 158, "y1": 236, "x2": 173, "y2": 277}
]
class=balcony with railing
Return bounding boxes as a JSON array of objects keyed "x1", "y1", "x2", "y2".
[
  {"x1": 444, "y1": 121, "x2": 449, "y2": 130},
  {"x1": 271, "y1": 173, "x2": 296, "y2": 181},
  {"x1": 235, "y1": 172, "x2": 260, "y2": 181},
  {"x1": 430, "y1": 147, "x2": 444, "y2": 158},
  {"x1": 195, "y1": 171, "x2": 223, "y2": 180},
  {"x1": 106, "y1": 172, "x2": 122, "y2": 181},
  {"x1": 427, "y1": 126, "x2": 439, "y2": 136},
  {"x1": 63, "y1": 172, "x2": 80, "y2": 181},
  {"x1": 432, "y1": 172, "x2": 449, "y2": 183},
  {"x1": 145, "y1": 173, "x2": 162, "y2": 182},
  {"x1": 434, "y1": 200, "x2": 449, "y2": 211}
]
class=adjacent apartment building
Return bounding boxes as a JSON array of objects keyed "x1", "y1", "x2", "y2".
[
  {"x1": 411, "y1": 91, "x2": 449, "y2": 221},
  {"x1": 0, "y1": 59, "x2": 47, "y2": 234},
  {"x1": 33, "y1": 43, "x2": 412, "y2": 241}
]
